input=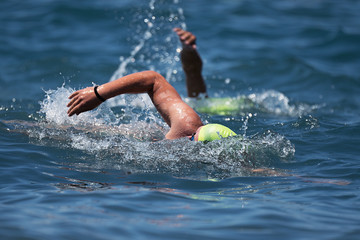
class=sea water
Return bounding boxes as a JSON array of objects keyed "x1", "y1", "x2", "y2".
[{"x1": 1, "y1": 0, "x2": 359, "y2": 239}]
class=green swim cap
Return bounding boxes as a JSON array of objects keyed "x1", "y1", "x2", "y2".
[{"x1": 198, "y1": 124, "x2": 237, "y2": 142}]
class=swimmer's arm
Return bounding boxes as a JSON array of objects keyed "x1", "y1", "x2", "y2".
[
  {"x1": 67, "y1": 71, "x2": 171, "y2": 117},
  {"x1": 67, "y1": 71, "x2": 202, "y2": 138},
  {"x1": 173, "y1": 28, "x2": 207, "y2": 98}
]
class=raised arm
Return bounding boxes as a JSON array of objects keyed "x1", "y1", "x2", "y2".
[
  {"x1": 173, "y1": 28, "x2": 207, "y2": 98},
  {"x1": 67, "y1": 71, "x2": 203, "y2": 139}
]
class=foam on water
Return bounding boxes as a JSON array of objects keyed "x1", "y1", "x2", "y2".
[
  {"x1": 2, "y1": 0, "x2": 298, "y2": 179},
  {"x1": 39, "y1": 85, "x2": 118, "y2": 126},
  {"x1": 40, "y1": 131, "x2": 295, "y2": 179},
  {"x1": 0, "y1": 85, "x2": 294, "y2": 179},
  {"x1": 248, "y1": 90, "x2": 311, "y2": 116},
  {"x1": 0, "y1": 87, "x2": 296, "y2": 179}
]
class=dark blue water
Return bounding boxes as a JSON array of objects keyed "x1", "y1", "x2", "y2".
[{"x1": 1, "y1": 1, "x2": 359, "y2": 239}]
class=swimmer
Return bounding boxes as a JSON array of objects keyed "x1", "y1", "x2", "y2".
[{"x1": 67, "y1": 70, "x2": 236, "y2": 142}]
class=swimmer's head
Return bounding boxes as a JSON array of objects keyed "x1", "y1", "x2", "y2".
[{"x1": 195, "y1": 124, "x2": 237, "y2": 142}]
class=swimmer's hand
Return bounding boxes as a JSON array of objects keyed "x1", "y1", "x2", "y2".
[
  {"x1": 173, "y1": 28, "x2": 197, "y2": 50},
  {"x1": 67, "y1": 86, "x2": 103, "y2": 116},
  {"x1": 173, "y1": 28, "x2": 206, "y2": 98}
]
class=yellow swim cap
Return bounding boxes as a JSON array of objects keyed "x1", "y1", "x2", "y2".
[{"x1": 198, "y1": 124, "x2": 237, "y2": 142}]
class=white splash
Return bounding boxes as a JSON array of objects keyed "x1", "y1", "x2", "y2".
[
  {"x1": 107, "y1": 0, "x2": 185, "y2": 109},
  {"x1": 248, "y1": 90, "x2": 317, "y2": 116},
  {"x1": 39, "y1": 85, "x2": 117, "y2": 126}
]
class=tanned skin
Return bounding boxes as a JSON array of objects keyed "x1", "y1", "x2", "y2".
[
  {"x1": 173, "y1": 28, "x2": 207, "y2": 98},
  {"x1": 67, "y1": 71, "x2": 203, "y2": 140},
  {"x1": 67, "y1": 28, "x2": 206, "y2": 141}
]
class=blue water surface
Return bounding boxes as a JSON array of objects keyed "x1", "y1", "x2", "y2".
[{"x1": 1, "y1": 0, "x2": 360, "y2": 239}]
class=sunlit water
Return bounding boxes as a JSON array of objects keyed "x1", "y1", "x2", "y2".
[{"x1": 1, "y1": 0, "x2": 359, "y2": 239}]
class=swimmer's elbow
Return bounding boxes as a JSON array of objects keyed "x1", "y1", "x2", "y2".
[
  {"x1": 142, "y1": 70, "x2": 165, "y2": 80},
  {"x1": 143, "y1": 71, "x2": 170, "y2": 91}
]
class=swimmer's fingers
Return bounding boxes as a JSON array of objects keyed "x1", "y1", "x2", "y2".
[
  {"x1": 178, "y1": 30, "x2": 196, "y2": 45},
  {"x1": 67, "y1": 87, "x2": 102, "y2": 116},
  {"x1": 173, "y1": 28, "x2": 197, "y2": 49},
  {"x1": 67, "y1": 94, "x2": 79, "y2": 107},
  {"x1": 173, "y1": 27, "x2": 183, "y2": 34},
  {"x1": 68, "y1": 97, "x2": 101, "y2": 117},
  {"x1": 68, "y1": 90, "x2": 80, "y2": 100},
  {"x1": 67, "y1": 89, "x2": 84, "y2": 109},
  {"x1": 67, "y1": 97, "x2": 82, "y2": 116},
  {"x1": 182, "y1": 32, "x2": 196, "y2": 46},
  {"x1": 173, "y1": 28, "x2": 187, "y2": 38}
]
